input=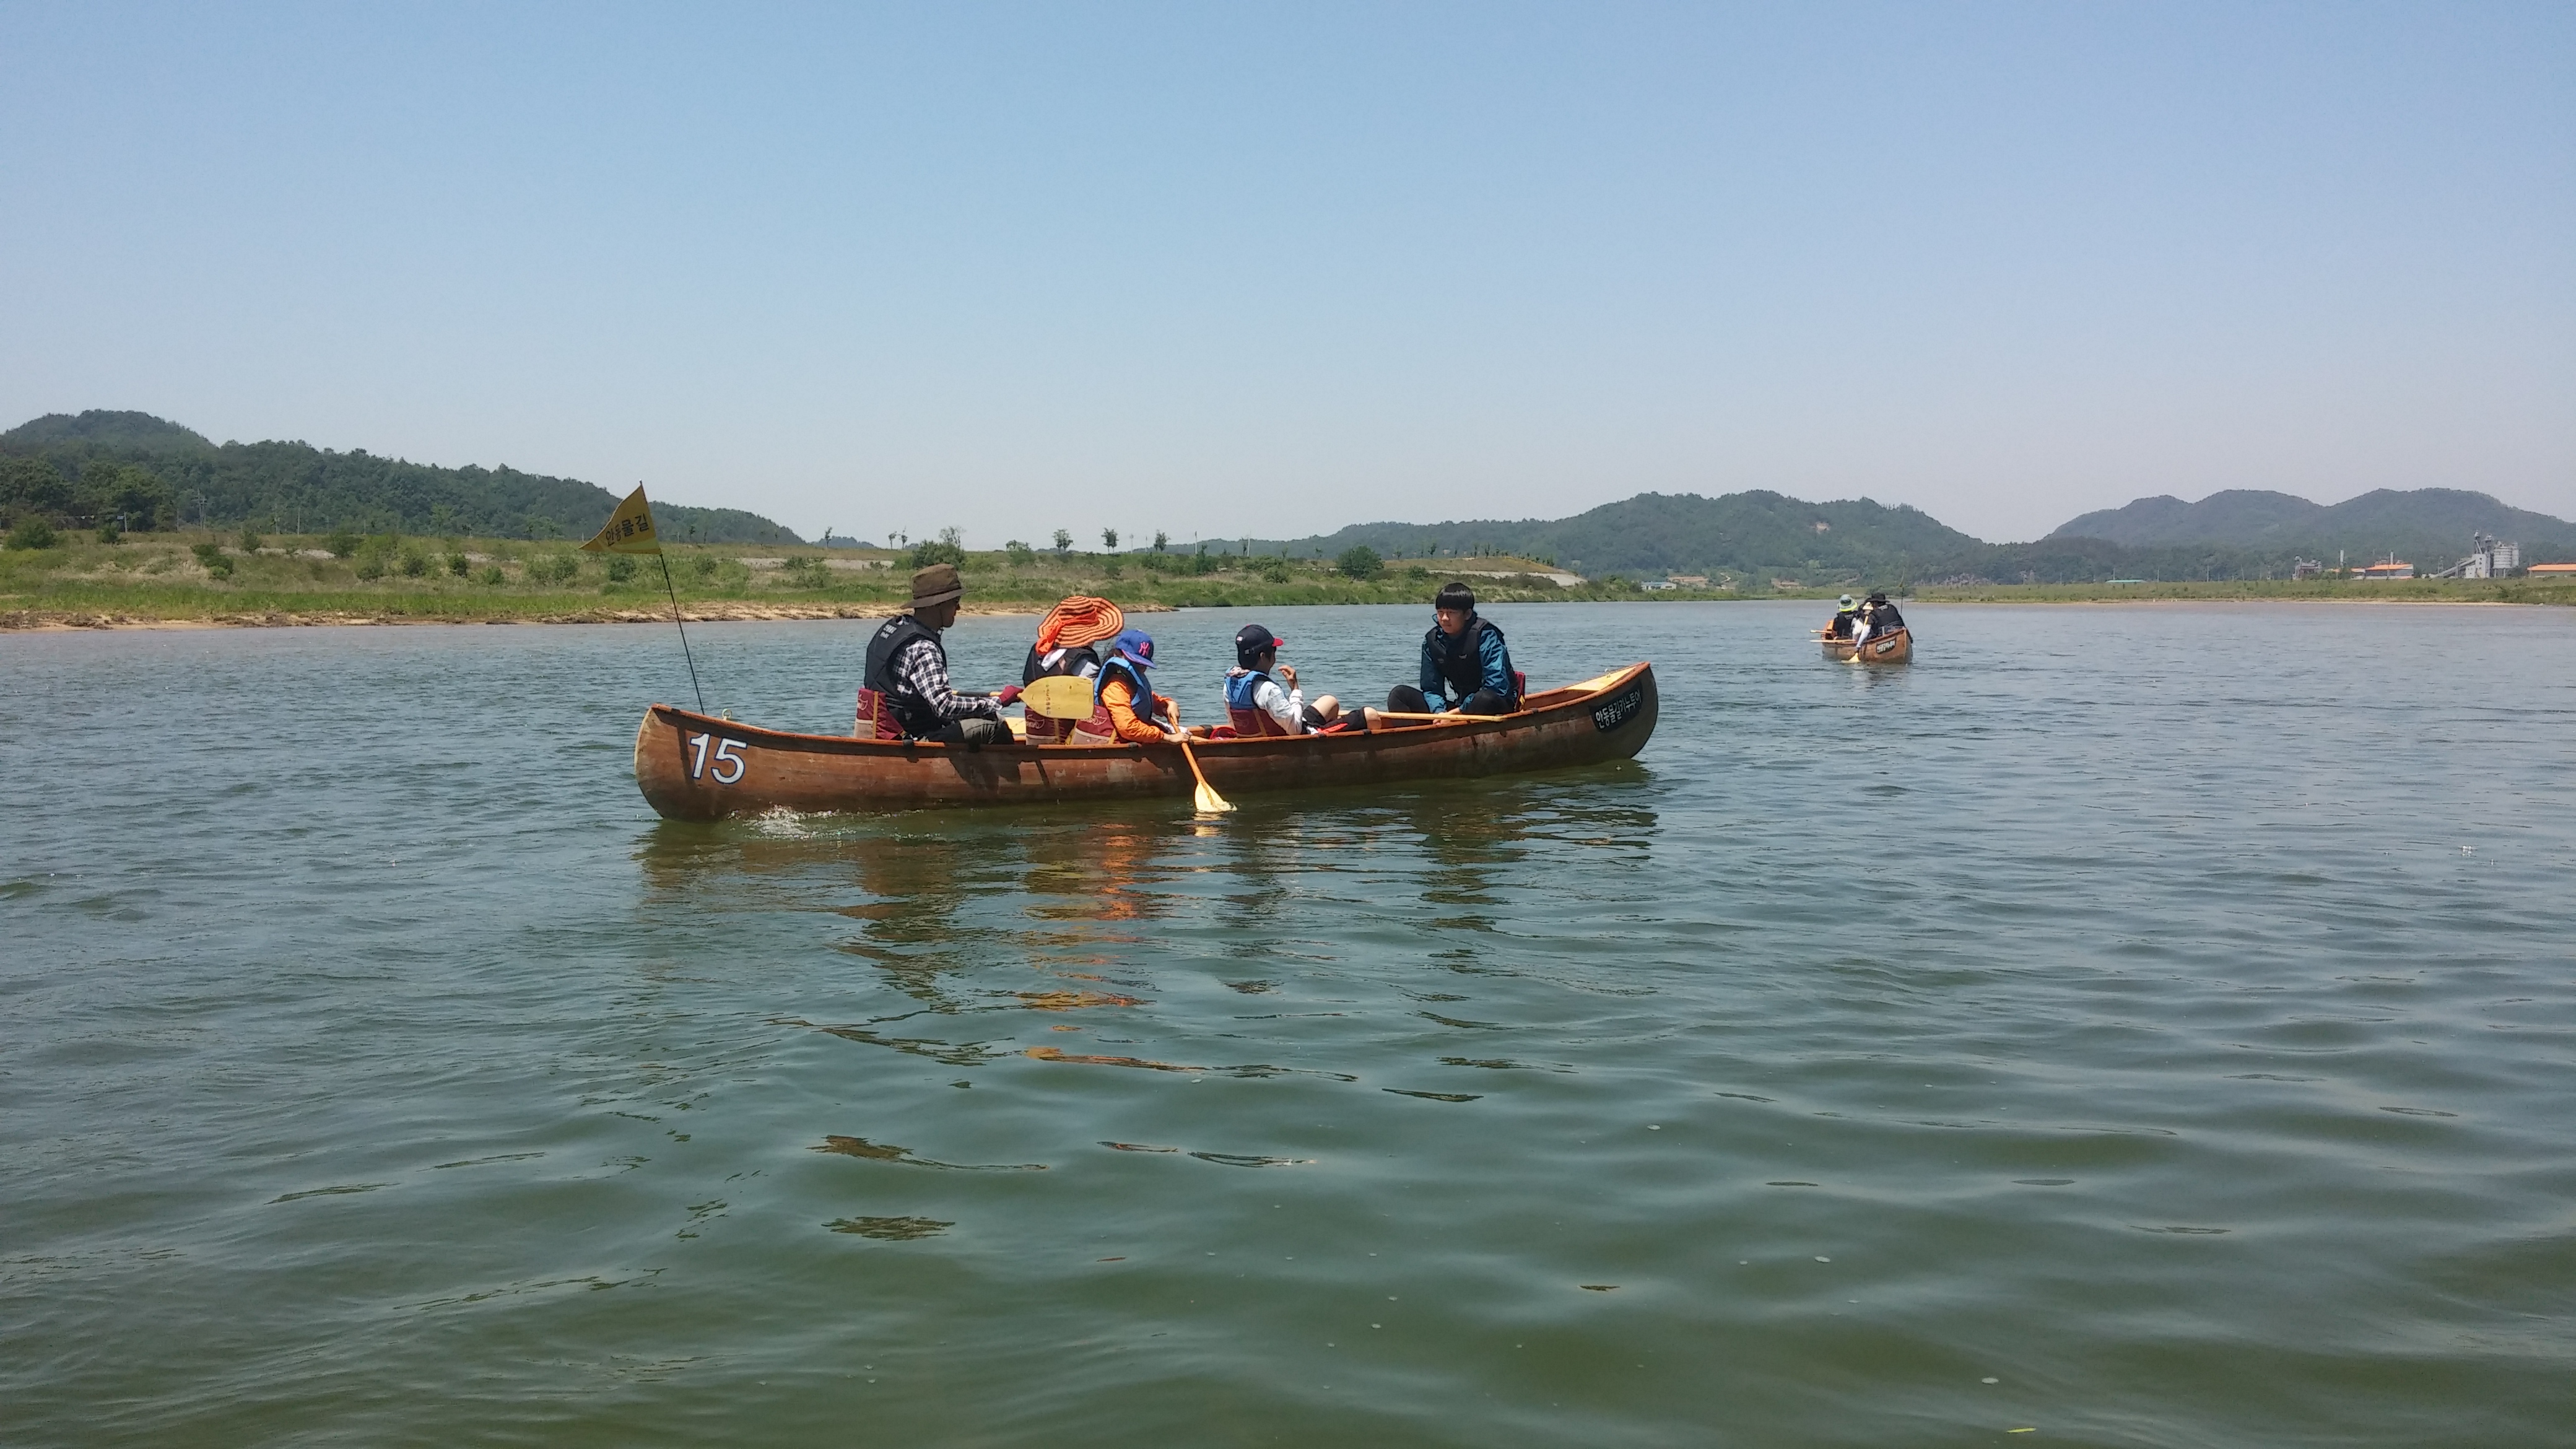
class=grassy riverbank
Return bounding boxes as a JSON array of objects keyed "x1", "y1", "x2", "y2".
[
  {"x1": 4, "y1": 531, "x2": 2569, "y2": 628},
  {"x1": 0, "y1": 531, "x2": 1610, "y2": 627}
]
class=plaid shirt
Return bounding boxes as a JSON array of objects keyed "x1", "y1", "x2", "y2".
[{"x1": 892, "y1": 637, "x2": 999, "y2": 723}]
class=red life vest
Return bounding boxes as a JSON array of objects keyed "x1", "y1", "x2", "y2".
[
  {"x1": 853, "y1": 687, "x2": 902, "y2": 740},
  {"x1": 1025, "y1": 697, "x2": 1118, "y2": 744}
]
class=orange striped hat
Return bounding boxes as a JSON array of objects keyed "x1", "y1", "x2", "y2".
[{"x1": 1035, "y1": 596, "x2": 1124, "y2": 652}]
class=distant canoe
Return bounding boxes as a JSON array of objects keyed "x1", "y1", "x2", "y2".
[
  {"x1": 1822, "y1": 628, "x2": 1912, "y2": 664},
  {"x1": 633, "y1": 663, "x2": 1658, "y2": 819}
]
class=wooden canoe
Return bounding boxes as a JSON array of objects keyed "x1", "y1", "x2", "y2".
[
  {"x1": 1822, "y1": 627, "x2": 1912, "y2": 664},
  {"x1": 633, "y1": 663, "x2": 1659, "y2": 819}
]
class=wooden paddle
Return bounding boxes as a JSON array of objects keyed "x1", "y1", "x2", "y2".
[
  {"x1": 1019, "y1": 673, "x2": 1099, "y2": 722},
  {"x1": 1021, "y1": 673, "x2": 1232, "y2": 811},
  {"x1": 1176, "y1": 728, "x2": 1234, "y2": 814}
]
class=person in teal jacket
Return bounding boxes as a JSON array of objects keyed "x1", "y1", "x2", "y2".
[{"x1": 1385, "y1": 581, "x2": 1518, "y2": 716}]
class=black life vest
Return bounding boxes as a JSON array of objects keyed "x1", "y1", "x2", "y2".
[
  {"x1": 1094, "y1": 654, "x2": 1163, "y2": 729},
  {"x1": 862, "y1": 614, "x2": 944, "y2": 739},
  {"x1": 1424, "y1": 616, "x2": 1516, "y2": 708},
  {"x1": 1022, "y1": 642, "x2": 1100, "y2": 685}
]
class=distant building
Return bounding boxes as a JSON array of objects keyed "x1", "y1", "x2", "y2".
[
  {"x1": 1638, "y1": 579, "x2": 1677, "y2": 591},
  {"x1": 2291, "y1": 559, "x2": 2323, "y2": 580},
  {"x1": 2356, "y1": 559, "x2": 2416, "y2": 580},
  {"x1": 1666, "y1": 574, "x2": 1709, "y2": 587},
  {"x1": 2528, "y1": 562, "x2": 2576, "y2": 577},
  {"x1": 2449, "y1": 533, "x2": 2521, "y2": 579}
]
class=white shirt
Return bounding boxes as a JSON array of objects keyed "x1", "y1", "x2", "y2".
[{"x1": 1251, "y1": 674, "x2": 1305, "y2": 734}]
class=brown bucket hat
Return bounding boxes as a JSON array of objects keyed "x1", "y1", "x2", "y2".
[{"x1": 909, "y1": 562, "x2": 964, "y2": 608}]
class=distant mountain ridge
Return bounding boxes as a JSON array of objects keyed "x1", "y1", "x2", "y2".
[
  {"x1": 2040, "y1": 487, "x2": 2565, "y2": 549},
  {"x1": 1255, "y1": 491, "x2": 1984, "y2": 581},
  {"x1": 1251, "y1": 484, "x2": 2574, "y2": 584},
  {"x1": 0, "y1": 410, "x2": 803, "y2": 544},
  {"x1": 11, "y1": 409, "x2": 2566, "y2": 581},
  {"x1": 2050, "y1": 488, "x2": 2576, "y2": 564}
]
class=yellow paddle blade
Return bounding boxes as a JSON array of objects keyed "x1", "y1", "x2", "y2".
[
  {"x1": 1020, "y1": 674, "x2": 1099, "y2": 720},
  {"x1": 1177, "y1": 738, "x2": 1235, "y2": 814}
]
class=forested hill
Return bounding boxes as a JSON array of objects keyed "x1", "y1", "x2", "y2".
[
  {"x1": 1258, "y1": 492, "x2": 1984, "y2": 580},
  {"x1": 0, "y1": 410, "x2": 803, "y2": 544},
  {"x1": 2049, "y1": 488, "x2": 2576, "y2": 567}
]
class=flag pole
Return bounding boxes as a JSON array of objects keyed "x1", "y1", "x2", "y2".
[
  {"x1": 588, "y1": 483, "x2": 707, "y2": 715},
  {"x1": 659, "y1": 551, "x2": 707, "y2": 714}
]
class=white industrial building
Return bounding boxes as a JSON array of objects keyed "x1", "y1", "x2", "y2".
[{"x1": 2440, "y1": 533, "x2": 2522, "y2": 580}]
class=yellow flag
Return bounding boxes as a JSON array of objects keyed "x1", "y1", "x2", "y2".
[{"x1": 581, "y1": 485, "x2": 662, "y2": 555}]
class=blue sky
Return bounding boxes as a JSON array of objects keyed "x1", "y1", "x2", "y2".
[{"x1": 3, "y1": 2, "x2": 2569, "y2": 544}]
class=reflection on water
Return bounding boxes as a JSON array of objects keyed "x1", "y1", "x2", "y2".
[
  {"x1": 6, "y1": 604, "x2": 2574, "y2": 1447},
  {"x1": 640, "y1": 768, "x2": 1661, "y2": 1035}
]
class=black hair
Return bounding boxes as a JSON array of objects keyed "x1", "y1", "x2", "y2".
[{"x1": 1435, "y1": 581, "x2": 1477, "y2": 612}]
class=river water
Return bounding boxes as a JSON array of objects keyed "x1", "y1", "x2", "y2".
[{"x1": 3, "y1": 601, "x2": 2570, "y2": 1447}]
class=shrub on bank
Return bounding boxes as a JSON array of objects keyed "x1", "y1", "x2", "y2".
[{"x1": 526, "y1": 553, "x2": 580, "y2": 584}]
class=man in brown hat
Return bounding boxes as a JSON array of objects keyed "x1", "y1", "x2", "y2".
[{"x1": 857, "y1": 562, "x2": 1022, "y2": 749}]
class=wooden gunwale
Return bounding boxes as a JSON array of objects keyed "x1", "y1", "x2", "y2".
[{"x1": 633, "y1": 662, "x2": 1657, "y2": 819}]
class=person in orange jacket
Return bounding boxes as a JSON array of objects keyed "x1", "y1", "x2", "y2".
[{"x1": 1095, "y1": 629, "x2": 1186, "y2": 744}]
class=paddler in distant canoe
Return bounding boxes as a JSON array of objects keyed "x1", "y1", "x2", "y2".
[
  {"x1": 1019, "y1": 596, "x2": 1123, "y2": 744},
  {"x1": 1848, "y1": 590, "x2": 1904, "y2": 657},
  {"x1": 1823, "y1": 593, "x2": 1860, "y2": 640},
  {"x1": 854, "y1": 562, "x2": 1023, "y2": 751}
]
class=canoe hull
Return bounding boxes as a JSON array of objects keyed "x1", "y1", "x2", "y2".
[
  {"x1": 1823, "y1": 628, "x2": 1912, "y2": 664},
  {"x1": 633, "y1": 663, "x2": 1658, "y2": 819}
]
